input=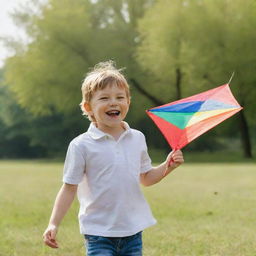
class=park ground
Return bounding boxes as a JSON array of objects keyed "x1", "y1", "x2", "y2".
[{"x1": 0, "y1": 157, "x2": 256, "y2": 256}]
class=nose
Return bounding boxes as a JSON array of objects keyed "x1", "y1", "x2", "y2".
[{"x1": 109, "y1": 98, "x2": 118, "y2": 106}]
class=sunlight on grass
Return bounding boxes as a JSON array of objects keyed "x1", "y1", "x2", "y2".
[{"x1": 0, "y1": 160, "x2": 256, "y2": 255}]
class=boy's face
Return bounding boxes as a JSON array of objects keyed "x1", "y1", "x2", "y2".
[{"x1": 84, "y1": 84, "x2": 130, "y2": 131}]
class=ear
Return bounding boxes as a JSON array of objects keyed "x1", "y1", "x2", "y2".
[
  {"x1": 127, "y1": 97, "x2": 131, "y2": 106},
  {"x1": 84, "y1": 102, "x2": 91, "y2": 112}
]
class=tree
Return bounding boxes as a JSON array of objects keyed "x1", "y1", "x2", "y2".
[
  {"x1": 0, "y1": 67, "x2": 89, "y2": 158},
  {"x1": 136, "y1": 0, "x2": 256, "y2": 157},
  {"x1": 4, "y1": 0, "x2": 93, "y2": 115},
  {"x1": 4, "y1": 0, "x2": 154, "y2": 116},
  {"x1": 3, "y1": 0, "x2": 163, "y2": 156}
]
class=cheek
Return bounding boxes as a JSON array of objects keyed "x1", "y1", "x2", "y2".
[
  {"x1": 98, "y1": 107, "x2": 109, "y2": 117},
  {"x1": 122, "y1": 105, "x2": 129, "y2": 114},
  {"x1": 91, "y1": 102, "x2": 105, "y2": 112}
]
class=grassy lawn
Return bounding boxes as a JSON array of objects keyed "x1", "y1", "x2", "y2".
[{"x1": 0, "y1": 160, "x2": 256, "y2": 256}]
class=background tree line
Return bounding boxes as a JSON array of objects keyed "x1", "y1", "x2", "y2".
[{"x1": 0, "y1": 0, "x2": 255, "y2": 159}]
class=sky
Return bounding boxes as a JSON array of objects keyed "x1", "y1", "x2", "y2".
[{"x1": 0, "y1": 0, "x2": 34, "y2": 67}]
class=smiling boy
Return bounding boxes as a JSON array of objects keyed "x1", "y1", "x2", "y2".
[
  {"x1": 84, "y1": 82, "x2": 129, "y2": 139},
  {"x1": 43, "y1": 61, "x2": 184, "y2": 256}
]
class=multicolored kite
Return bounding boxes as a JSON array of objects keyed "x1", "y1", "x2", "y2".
[{"x1": 146, "y1": 84, "x2": 242, "y2": 150}]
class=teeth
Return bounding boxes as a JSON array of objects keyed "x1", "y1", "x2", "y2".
[{"x1": 106, "y1": 110, "x2": 120, "y2": 115}]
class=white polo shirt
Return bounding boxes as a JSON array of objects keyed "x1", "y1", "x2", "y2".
[{"x1": 63, "y1": 122, "x2": 157, "y2": 237}]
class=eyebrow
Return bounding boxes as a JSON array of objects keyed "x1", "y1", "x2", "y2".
[{"x1": 98, "y1": 92, "x2": 126, "y2": 96}]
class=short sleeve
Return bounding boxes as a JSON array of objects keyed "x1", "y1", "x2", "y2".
[
  {"x1": 63, "y1": 142, "x2": 86, "y2": 184},
  {"x1": 140, "y1": 134, "x2": 152, "y2": 174}
]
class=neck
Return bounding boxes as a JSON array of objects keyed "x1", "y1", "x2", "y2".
[{"x1": 95, "y1": 122, "x2": 126, "y2": 140}]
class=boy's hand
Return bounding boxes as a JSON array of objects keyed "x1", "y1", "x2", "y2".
[
  {"x1": 43, "y1": 224, "x2": 59, "y2": 248},
  {"x1": 166, "y1": 150, "x2": 184, "y2": 170}
]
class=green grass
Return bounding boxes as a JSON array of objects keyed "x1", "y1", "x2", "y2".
[{"x1": 0, "y1": 160, "x2": 256, "y2": 256}]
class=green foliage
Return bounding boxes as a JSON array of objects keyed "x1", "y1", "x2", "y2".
[
  {"x1": 137, "y1": 0, "x2": 197, "y2": 98},
  {"x1": 5, "y1": 0, "x2": 92, "y2": 115},
  {"x1": 2, "y1": 0, "x2": 162, "y2": 158},
  {"x1": 137, "y1": 0, "x2": 230, "y2": 101},
  {"x1": 4, "y1": 0, "x2": 154, "y2": 116},
  {"x1": 136, "y1": 0, "x2": 256, "y2": 156},
  {"x1": 2, "y1": 0, "x2": 255, "y2": 158},
  {"x1": 137, "y1": 0, "x2": 256, "y2": 120},
  {"x1": 0, "y1": 69, "x2": 90, "y2": 158},
  {"x1": 0, "y1": 72, "x2": 44, "y2": 158}
]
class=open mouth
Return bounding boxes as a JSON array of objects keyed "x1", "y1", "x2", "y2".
[{"x1": 106, "y1": 110, "x2": 121, "y2": 117}]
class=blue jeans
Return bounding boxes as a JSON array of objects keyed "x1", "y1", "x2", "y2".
[{"x1": 84, "y1": 232, "x2": 143, "y2": 256}]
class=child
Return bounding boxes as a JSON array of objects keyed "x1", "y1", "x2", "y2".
[{"x1": 43, "y1": 61, "x2": 184, "y2": 256}]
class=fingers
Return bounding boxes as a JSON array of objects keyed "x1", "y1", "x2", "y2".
[
  {"x1": 171, "y1": 150, "x2": 184, "y2": 164},
  {"x1": 167, "y1": 150, "x2": 175, "y2": 161},
  {"x1": 44, "y1": 238, "x2": 59, "y2": 248},
  {"x1": 167, "y1": 150, "x2": 184, "y2": 167},
  {"x1": 43, "y1": 228, "x2": 59, "y2": 249}
]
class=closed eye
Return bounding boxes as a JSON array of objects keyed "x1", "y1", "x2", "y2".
[{"x1": 99, "y1": 97, "x2": 108, "y2": 100}]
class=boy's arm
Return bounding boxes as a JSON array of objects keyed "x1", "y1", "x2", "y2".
[
  {"x1": 43, "y1": 183, "x2": 77, "y2": 248},
  {"x1": 140, "y1": 150, "x2": 184, "y2": 186}
]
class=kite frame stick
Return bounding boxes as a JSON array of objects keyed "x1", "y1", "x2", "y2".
[{"x1": 227, "y1": 71, "x2": 235, "y2": 85}]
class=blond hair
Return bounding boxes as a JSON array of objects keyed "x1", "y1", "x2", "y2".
[{"x1": 80, "y1": 61, "x2": 130, "y2": 121}]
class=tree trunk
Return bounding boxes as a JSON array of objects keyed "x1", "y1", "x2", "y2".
[
  {"x1": 130, "y1": 68, "x2": 182, "y2": 105},
  {"x1": 238, "y1": 110, "x2": 253, "y2": 158},
  {"x1": 129, "y1": 78, "x2": 164, "y2": 106},
  {"x1": 175, "y1": 68, "x2": 182, "y2": 100}
]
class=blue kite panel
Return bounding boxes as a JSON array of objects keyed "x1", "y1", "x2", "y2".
[{"x1": 150, "y1": 101, "x2": 204, "y2": 113}]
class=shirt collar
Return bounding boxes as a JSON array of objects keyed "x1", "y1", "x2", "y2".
[{"x1": 87, "y1": 121, "x2": 131, "y2": 140}]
